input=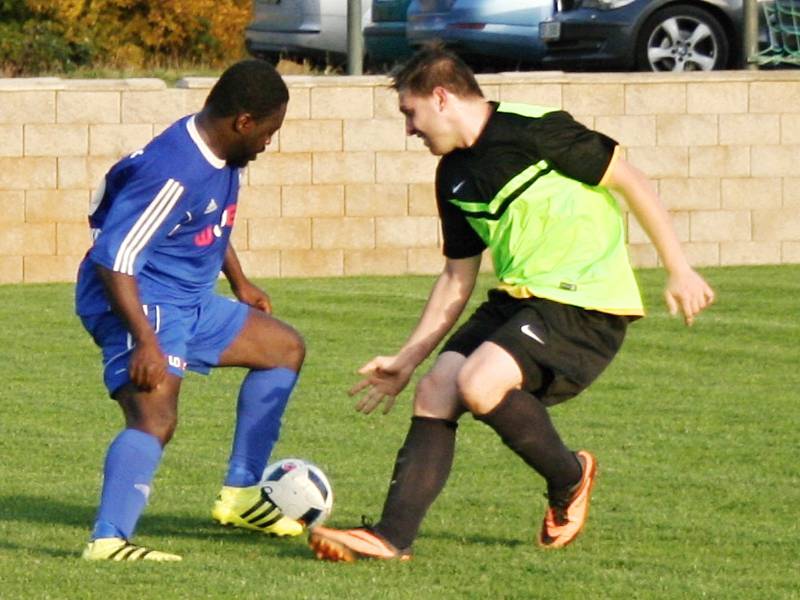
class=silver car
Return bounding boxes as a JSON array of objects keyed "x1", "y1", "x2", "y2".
[{"x1": 245, "y1": 0, "x2": 371, "y2": 64}]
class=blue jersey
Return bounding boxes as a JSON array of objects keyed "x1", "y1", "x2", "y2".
[{"x1": 76, "y1": 115, "x2": 241, "y2": 316}]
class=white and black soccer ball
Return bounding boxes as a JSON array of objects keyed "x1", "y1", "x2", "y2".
[{"x1": 261, "y1": 458, "x2": 333, "y2": 529}]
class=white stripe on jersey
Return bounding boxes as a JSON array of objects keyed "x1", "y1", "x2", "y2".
[{"x1": 113, "y1": 179, "x2": 184, "y2": 275}]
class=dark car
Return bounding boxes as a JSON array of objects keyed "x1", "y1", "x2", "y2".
[
  {"x1": 539, "y1": 0, "x2": 746, "y2": 71},
  {"x1": 364, "y1": 0, "x2": 415, "y2": 68}
]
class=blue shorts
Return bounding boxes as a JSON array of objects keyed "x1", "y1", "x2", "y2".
[{"x1": 80, "y1": 294, "x2": 249, "y2": 396}]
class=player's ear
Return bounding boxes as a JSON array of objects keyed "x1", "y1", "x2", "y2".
[
  {"x1": 432, "y1": 86, "x2": 449, "y2": 112},
  {"x1": 233, "y1": 113, "x2": 255, "y2": 134}
]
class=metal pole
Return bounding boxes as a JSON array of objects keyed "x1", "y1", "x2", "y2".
[
  {"x1": 744, "y1": 0, "x2": 760, "y2": 69},
  {"x1": 347, "y1": 0, "x2": 364, "y2": 75}
]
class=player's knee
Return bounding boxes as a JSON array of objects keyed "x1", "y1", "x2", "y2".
[
  {"x1": 455, "y1": 368, "x2": 494, "y2": 415},
  {"x1": 130, "y1": 410, "x2": 178, "y2": 446},
  {"x1": 282, "y1": 328, "x2": 305, "y2": 370},
  {"x1": 413, "y1": 372, "x2": 452, "y2": 417}
]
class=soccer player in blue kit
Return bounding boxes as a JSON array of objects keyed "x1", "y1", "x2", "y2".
[{"x1": 76, "y1": 60, "x2": 305, "y2": 561}]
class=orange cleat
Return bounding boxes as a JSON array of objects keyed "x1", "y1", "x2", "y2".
[
  {"x1": 538, "y1": 450, "x2": 597, "y2": 549},
  {"x1": 308, "y1": 526, "x2": 412, "y2": 562}
]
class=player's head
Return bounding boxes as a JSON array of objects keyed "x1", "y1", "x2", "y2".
[
  {"x1": 204, "y1": 59, "x2": 289, "y2": 167},
  {"x1": 391, "y1": 44, "x2": 484, "y2": 156}
]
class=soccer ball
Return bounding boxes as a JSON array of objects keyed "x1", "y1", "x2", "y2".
[{"x1": 261, "y1": 458, "x2": 333, "y2": 529}]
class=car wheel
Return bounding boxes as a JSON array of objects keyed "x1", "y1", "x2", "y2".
[{"x1": 635, "y1": 4, "x2": 729, "y2": 72}]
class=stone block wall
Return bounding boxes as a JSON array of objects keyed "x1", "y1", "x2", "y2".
[{"x1": 0, "y1": 70, "x2": 798, "y2": 283}]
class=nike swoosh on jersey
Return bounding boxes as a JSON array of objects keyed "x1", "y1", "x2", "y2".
[{"x1": 520, "y1": 324, "x2": 545, "y2": 344}]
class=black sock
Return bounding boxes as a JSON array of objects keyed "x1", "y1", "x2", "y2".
[
  {"x1": 374, "y1": 416, "x2": 457, "y2": 550},
  {"x1": 476, "y1": 389, "x2": 581, "y2": 492}
]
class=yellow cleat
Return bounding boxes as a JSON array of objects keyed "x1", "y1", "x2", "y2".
[
  {"x1": 212, "y1": 485, "x2": 304, "y2": 537},
  {"x1": 82, "y1": 537, "x2": 182, "y2": 562}
]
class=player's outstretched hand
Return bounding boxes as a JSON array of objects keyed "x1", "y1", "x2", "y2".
[
  {"x1": 664, "y1": 268, "x2": 715, "y2": 326},
  {"x1": 129, "y1": 337, "x2": 167, "y2": 391},
  {"x1": 349, "y1": 355, "x2": 415, "y2": 415},
  {"x1": 232, "y1": 279, "x2": 272, "y2": 313}
]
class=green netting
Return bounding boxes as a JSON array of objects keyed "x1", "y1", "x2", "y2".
[{"x1": 755, "y1": 0, "x2": 800, "y2": 65}]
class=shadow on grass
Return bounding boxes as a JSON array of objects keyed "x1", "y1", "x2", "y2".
[{"x1": 0, "y1": 494, "x2": 312, "y2": 560}]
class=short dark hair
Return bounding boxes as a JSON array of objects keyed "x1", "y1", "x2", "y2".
[
  {"x1": 204, "y1": 59, "x2": 289, "y2": 121},
  {"x1": 391, "y1": 42, "x2": 483, "y2": 98}
]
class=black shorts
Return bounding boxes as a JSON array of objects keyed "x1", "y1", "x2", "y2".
[{"x1": 441, "y1": 290, "x2": 628, "y2": 406}]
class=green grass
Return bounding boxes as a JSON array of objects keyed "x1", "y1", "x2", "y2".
[{"x1": 0, "y1": 266, "x2": 798, "y2": 599}]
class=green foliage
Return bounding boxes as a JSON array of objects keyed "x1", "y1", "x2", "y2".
[
  {"x1": 0, "y1": 0, "x2": 250, "y2": 76},
  {"x1": 0, "y1": 266, "x2": 798, "y2": 598}
]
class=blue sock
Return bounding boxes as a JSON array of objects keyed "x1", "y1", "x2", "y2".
[
  {"x1": 91, "y1": 429, "x2": 162, "y2": 540},
  {"x1": 224, "y1": 368, "x2": 297, "y2": 487}
]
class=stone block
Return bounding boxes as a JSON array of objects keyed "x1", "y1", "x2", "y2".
[
  {"x1": 689, "y1": 146, "x2": 749, "y2": 177},
  {"x1": 0, "y1": 256, "x2": 22, "y2": 284},
  {"x1": 782, "y1": 241, "x2": 800, "y2": 262},
  {"x1": 752, "y1": 208, "x2": 800, "y2": 241},
  {"x1": 280, "y1": 120, "x2": 342, "y2": 152},
  {"x1": 231, "y1": 221, "x2": 248, "y2": 250},
  {"x1": 721, "y1": 178, "x2": 782, "y2": 210},
  {"x1": 0, "y1": 91, "x2": 55, "y2": 124},
  {"x1": 376, "y1": 151, "x2": 438, "y2": 184},
  {"x1": 344, "y1": 119, "x2": 405, "y2": 151},
  {"x1": 313, "y1": 152, "x2": 374, "y2": 184},
  {"x1": 249, "y1": 217, "x2": 311, "y2": 250},
  {"x1": 313, "y1": 217, "x2": 375, "y2": 249},
  {"x1": 784, "y1": 178, "x2": 800, "y2": 207},
  {"x1": 236, "y1": 250, "x2": 281, "y2": 278},
  {"x1": 89, "y1": 124, "x2": 153, "y2": 157},
  {"x1": 627, "y1": 243, "x2": 659, "y2": 268},
  {"x1": 248, "y1": 153, "x2": 312, "y2": 185},
  {"x1": 749, "y1": 82, "x2": 800, "y2": 114},
  {"x1": 781, "y1": 114, "x2": 800, "y2": 144},
  {"x1": 25, "y1": 189, "x2": 89, "y2": 223},
  {"x1": 373, "y1": 85, "x2": 399, "y2": 119},
  {"x1": 281, "y1": 249, "x2": 343, "y2": 277},
  {"x1": 690, "y1": 210, "x2": 751, "y2": 242},
  {"x1": 376, "y1": 216, "x2": 439, "y2": 248},
  {"x1": 57, "y1": 91, "x2": 120, "y2": 124},
  {"x1": 563, "y1": 83, "x2": 624, "y2": 116},
  {"x1": 344, "y1": 248, "x2": 407, "y2": 275},
  {"x1": 345, "y1": 183, "x2": 407, "y2": 216},
  {"x1": 682, "y1": 242, "x2": 720, "y2": 267},
  {"x1": 25, "y1": 124, "x2": 88, "y2": 156},
  {"x1": 285, "y1": 86, "x2": 310, "y2": 120},
  {"x1": 311, "y1": 86, "x2": 373, "y2": 119},
  {"x1": 0, "y1": 223, "x2": 55, "y2": 255},
  {"x1": 656, "y1": 114, "x2": 718, "y2": 146},
  {"x1": 625, "y1": 83, "x2": 686, "y2": 115},
  {"x1": 720, "y1": 114, "x2": 780, "y2": 145},
  {"x1": 24, "y1": 254, "x2": 81, "y2": 282},
  {"x1": 627, "y1": 146, "x2": 689, "y2": 178},
  {"x1": 498, "y1": 84, "x2": 562, "y2": 108},
  {"x1": 0, "y1": 191, "x2": 25, "y2": 223},
  {"x1": 0, "y1": 157, "x2": 57, "y2": 189},
  {"x1": 121, "y1": 90, "x2": 187, "y2": 123},
  {"x1": 659, "y1": 177, "x2": 720, "y2": 210},
  {"x1": 720, "y1": 241, "x2": 781, "y2": 265},
  {"x1": 282, "y1": 184, "x2": 344, "y2": 217},
  {"x1": 57, "y1": 156, "x2": 115, "y2": 189},
  {"x1": 57, "y1": 223, "x2": 91, "y2": 255},
  {"x1": 237, "y1": 186, "x2": 281, "y2": 218},
  {"x1": 751, "y1": 145, "x2": 800, "y2": 177},
  {"x1": 595, "y1": 115, "x2": 656, "y2": 147},
  {"x1": 408, "y1": 248, "x2": 445, "y2": 274},
  {"x1": 405, "y1": 185, "x2": 435, "y2": 219},
  {"x1": 0, "y1": 125, "x2": 23, "y2": 157},
  {"x1": 687, "y1": 82, "x2": 748, "y2": 114}
]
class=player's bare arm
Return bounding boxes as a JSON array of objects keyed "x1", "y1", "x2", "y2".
[
  {"x1": 603, "y1": 156, "x2": 715, "y2": 326},
  {"x1": 222, "y1": 243, "x2": 272, "y2": 313},
  {"x1": 95, "y1": 264, "x2": 166, "y2": 391},
  {"x1": 351, "y1": 254, "x2": 481, "y2": 415}
]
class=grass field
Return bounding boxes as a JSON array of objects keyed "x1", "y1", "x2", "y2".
[{"x1": 1, "y1": 265, "x2": 798, "y2": 599}]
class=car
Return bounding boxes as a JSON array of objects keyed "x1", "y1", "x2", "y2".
[
  {"x1": 406, "y1": 0, "x2": 554, "y2": 70},
  {"x1": 364, "y1": 0, "x2": 415, "y2": 68},
  {"x1": 539, "y1": 0, "x2": 748, "y2": 72},
  {"x1": 245, "y1": 0, "x2": 371, "y2": 66}
]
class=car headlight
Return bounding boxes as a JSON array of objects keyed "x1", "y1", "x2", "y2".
[{"x1": 578, "y1": 0, "x2": 637, "y2": 9}]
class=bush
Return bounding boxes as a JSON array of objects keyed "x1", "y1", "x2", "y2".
[{"x1": 0, "y1": 0, "x2": 252, "y2": 75}]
